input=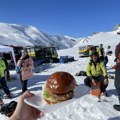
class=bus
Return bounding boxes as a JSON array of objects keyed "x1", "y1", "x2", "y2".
[{"x1": 26, "y1": 46, "x2": 58, "y2": 66}]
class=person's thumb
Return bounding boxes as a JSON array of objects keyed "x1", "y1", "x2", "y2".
[{"x1": 22, "y1": 91, "x2": 34, "y2": 100}]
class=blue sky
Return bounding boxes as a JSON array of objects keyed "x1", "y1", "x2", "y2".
[{"x1": 0, "y1": 0, "x2": 120, "y2": 38}]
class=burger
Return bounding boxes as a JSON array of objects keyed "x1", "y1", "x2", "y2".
[{"x1": 43, "y1": 72, "x2": 76, "y2": 105}]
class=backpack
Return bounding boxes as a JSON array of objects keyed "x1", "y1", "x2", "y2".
[
  {"x1": 115, "y1": 42, "x2": 120, "y2": 58},
  {"x1": 0, "y1": 101, "x2": 17, "y2": 117},
  {"x1": 75, "y1": 71, "x2": 87, "y2": 76}
]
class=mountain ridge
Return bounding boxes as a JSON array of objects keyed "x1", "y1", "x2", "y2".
[{"x1": 0, "y1": 22, "x2": 77, "y2": 49}]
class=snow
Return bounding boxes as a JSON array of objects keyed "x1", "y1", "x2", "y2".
[
  {"x1": 0, "y1": 24, "x2": 120, "y2": 120},
  {"x1": 0, "y1": 23, "x2": 76, "y2": 49}
]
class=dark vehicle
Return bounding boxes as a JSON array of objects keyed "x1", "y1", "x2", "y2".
[
  {"x1": 26, "y1": 46, "x2": 58, "y2": 66},
  {"x1": 3, "y1": 45, "x2": 58, "y2": 67}
]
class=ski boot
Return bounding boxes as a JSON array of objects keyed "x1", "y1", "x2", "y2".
[{"x1": 113, "y1": 96, "x2": 120, "y2": 111}]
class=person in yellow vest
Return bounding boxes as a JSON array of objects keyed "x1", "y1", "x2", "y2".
[
  {"x1": 89, "y1": 46, "x2": 102, "y2": 58},
  {"x1": 0, "y1": 52, "x2": 11, "y2": 98},
  {"x1": 84, "y1": 51, "x2": 108, "y2": 96}
]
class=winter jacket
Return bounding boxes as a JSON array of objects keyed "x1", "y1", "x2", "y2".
[
  {"x1": 115, "y1": 42, "x2": 120, "y2": 58},
  {"x1": 114, "y1": 52, "x2": 120, "y2": 88},
  {"x1": 86, "y1": 61, "x2": 107, "y2": 78},
  {"x1": 0, "y1": 59, "x2": 6, "y2": 78},
  {"x1": 114, "y1": 63, "x2": 120, "y2": 88},
  {"x1": 17, "y1": 57, "x2": 33, "y2": 81}
]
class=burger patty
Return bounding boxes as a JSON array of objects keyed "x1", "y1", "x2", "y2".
[{"x1": 44, "y1": 89, "x2": 74, "y2": 101}]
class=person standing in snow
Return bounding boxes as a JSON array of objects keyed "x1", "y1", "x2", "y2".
[
  {"x1": 16, "y1": 49, "x2": 33, "y2": 94},
  {"x1": 0, "y1": 52, "x2": 12, "y2": 98},
  {"x1": 103, "y1": 46, "x2": 111, "y2": 67},
  {"x1": 99, "y1": 44, "x2": 104, "y2": 56},
  {"x1": 2, "y1": 53, "x2": 10, "y2": 81},
  {"x1": 113, "y1": 43, "x2": 120, "y2": 111},
  {"x1": 84, "y1": 51, "x2": 109, "y2": 96}
]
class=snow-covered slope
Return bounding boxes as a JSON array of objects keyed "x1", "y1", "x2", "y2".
[
  {"x1": 1, "y1": 37, "x2": 120, "y2": 120},
  {"x1": 0, "y1": 23, "x2": 77, "y2": 49},
  {"x1": 1, "y1": 24, "x2": 120, "y2": 120},
  {"x1": 76, "y1": 25, "x2": 120, "y2": 52}
]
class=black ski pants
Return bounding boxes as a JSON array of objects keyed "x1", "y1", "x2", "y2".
[
  {"x1": 20, "y1": 73, "x2": 28, "y2": 94},
  {"x1": 84, "y1": 75, "x2": 108, "y2": 93}
]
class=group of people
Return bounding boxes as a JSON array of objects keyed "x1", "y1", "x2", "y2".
[
  {"x1": 84, "y1": 43, "x2": 120, "y2": 111},
  {"x1": 9, "y1": 42, "x2": 120, "y2": 120},
  {"x1": 0, "y1": 48, "x2": 34, "y2": 100},
  {"x1": 0, "y1": 48, "x2": 34, "y2": 111},
  {"x1": 84, "y1": 44, "x2": 111, "y2": 97},
  {"x1": 0, "y1": 43, "x2": 119, "y2": 120},
  {"x1": 89, "y1": 44, "x2": 111, "y2": 67},
  {"x1": 0, "y1": 48, "x2": 36, "y2": 119},
  {"x1": 84, "y1": 50, "x2": 108, "y2": 96}
]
